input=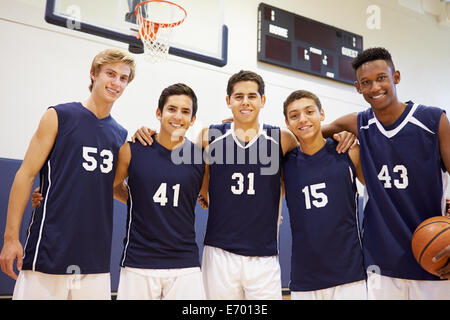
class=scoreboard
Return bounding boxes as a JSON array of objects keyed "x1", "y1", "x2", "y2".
[{"x1": 257, "y1": 3, "x2": 363, "y2": 85}]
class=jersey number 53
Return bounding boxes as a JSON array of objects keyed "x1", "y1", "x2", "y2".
[{"x1": 82, "y1": 146, "x2": 113, "y2": 173}]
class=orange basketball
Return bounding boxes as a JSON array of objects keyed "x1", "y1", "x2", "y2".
[{"x1": 411, "y1": 216, "x2": 450, "y2": 275}]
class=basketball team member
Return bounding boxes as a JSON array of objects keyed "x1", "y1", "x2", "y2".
[
  {"x1": 322, "y1": 47, "x2": 450, "y2": 299},
  {"x1": 132, "y1": 71, "x2": 356, "y2": 300},
  {"x1": 0, "y1": 49, "x2": 135, "y2": 299},
  {"x1": 112, "y1": 83, "x2": 205, "y2": 300},
  {"x1": 282, "y1": 90, "x2": 366, "y2": 299}
]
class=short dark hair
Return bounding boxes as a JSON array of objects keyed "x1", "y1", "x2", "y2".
[
  {"x1": 283, "y1": 90, "x2": 322, "y2": 119},
  {"x1": 158, "y1": 83, "x2": 198, "y2": 118},
  {"x1": 351, "y1": 47, "x2": 395, "y2": 72},
  {"x1": 227, "y1": 70, "x2": 265, "y2": 97}
]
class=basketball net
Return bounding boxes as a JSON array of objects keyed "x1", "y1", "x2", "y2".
[{"x1": 135, "y1": 0, "x2": 187, "y2": 63}]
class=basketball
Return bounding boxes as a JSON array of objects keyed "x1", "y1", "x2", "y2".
[{"x1": 411, "y1": 216, "x2": 450, "y2": 275}]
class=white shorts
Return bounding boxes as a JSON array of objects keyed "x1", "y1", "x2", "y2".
[
  {"x1": 116, "y1": 266, "x2": 205, "y2": 300},
  {"x1": 291, "y1": 279, "x2": 367, "y2": 300},
  {"x1": 367, "y1": 271, "x2": 450, "y2": 300},
  {"x1": 13, "y1": 270, "x2": 111, "y2": 300},
  {"x1": 202, "y1": 245, "x2": 282, "y2": 300}
]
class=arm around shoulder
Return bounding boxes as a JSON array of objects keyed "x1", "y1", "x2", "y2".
[
  {"x1": 438, "y1": 112, "x2": 450, "y2": 172},
  {"x1": 280, "y1": 128, "x2": 299, "y2": 156},
  {"x1": 322, "y1": 112, "x2": 359, "y2": 138},
  {"x1": 348, "y1": 143, "x2": 365, "y2": 185}
]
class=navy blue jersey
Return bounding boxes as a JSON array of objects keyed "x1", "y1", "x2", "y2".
[
  {"x1": 121, "y1": 138, "x2": 204, "y2": 269},
  {"x1": 358, "y1": 101, "x2": 447, "y2": 280},
  {"x1": 204, "y1": 123, "x2": 282, "y2": 256},
  {"x1": 23, "y1": 102, "x2": 127, "y2": 274},
  {"x1": 282, "y1": 139, "x2": 365, "y2": 291}
]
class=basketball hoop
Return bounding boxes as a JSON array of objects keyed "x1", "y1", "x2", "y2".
[{"x1": 135, "y1": 0, "x2": 187, "y2": 63}]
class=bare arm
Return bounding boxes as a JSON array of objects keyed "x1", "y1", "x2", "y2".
[
  {"x1": 197, "y1": 164, "x2": 210, "y2": 209},
  {"x1": 113, "y1": 143, "x2": 131, "y2": 204},
  {"x1": 438, "y1": 112, "x2": 450, "y2": 173},
  {"x1": 280, "y1": 128, "x2": 299, "y2": 156},
  {"x1": 130, "y1": 126, "x2": 156, "y2": 146},
  {"x1": 0, "y1": 108, "x2": 58, "y2": 279},
  {"x1": 322, "y1": 112, "x2": 359, "y2": 138},
  {"x1": 348, "y1": 144, "x2": 365, "y2": 185}
]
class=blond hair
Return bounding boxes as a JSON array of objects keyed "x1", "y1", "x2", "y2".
[{"x1": 89, "y1": 48, "x2": 136, "y2": 92}]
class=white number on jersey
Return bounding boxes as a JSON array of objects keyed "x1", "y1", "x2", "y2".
[
  {"x1": 231, "y1": 172, "x2": 255, "y2": 195},
  {"x1": 82, "y1": 146, "x2": 113, "y2": 173},
  {"x1": 301, "y1": 183, "x2": 328, "y2": 210},
  {"x1": 153, "y1": 183, "x2": 181, "y2": 207},
  {"x1": 377, "y1": 165, "x2": 408, "y2": 189}
]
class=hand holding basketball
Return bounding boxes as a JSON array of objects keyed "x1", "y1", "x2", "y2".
[
  {"x1": 433, "y1": 245, "x2": 450, "y2": 279},
  {"x1": 411, "y1": 216, "x2": 450, "y2": 276}
]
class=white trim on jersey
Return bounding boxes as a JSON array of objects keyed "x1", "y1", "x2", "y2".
[
  {"x1": 121, "y1": 184, "x2": 133, "y2": 266},
  {"x1": 209, "y1": 123, "x2": 279, "y2": 150},
  {"x1": 32, "y1": 160, "x2": 52, "y2": 271},
  {"x1": 230, "y1": 122, "x2": 263, "y2": 149},
  {"x1": 23, "y1": 175, "x2": 45, "y2": 260},
  {"x1": 209, "y1": 128, "x2": 233, "y2": 148},
  {"x1": 354, "y1": 192, "x2": 363, "y2": 250},
  {"x1": 360, "y1": 103, "x2": 435, "y2": 138},
  {"x1": 441, "y1": 170, "x2": 448, "y2": 216}
]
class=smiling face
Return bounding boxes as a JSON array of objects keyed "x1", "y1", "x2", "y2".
[
  {"x1": 157, "y1": 94, "x2": 196, "y2": 141},
  {"x1": 90, "y1": 62, "x2": 130, "y2": 104},
  {"x1": 226, "y1": 80, "x2": 266, "y2": 127},
  {"x1": 285, "y1": 97, "x2": 324, "y2": 142},
  {"x1": 354, "y1": 59, "x2": 400, "y2": 113}
]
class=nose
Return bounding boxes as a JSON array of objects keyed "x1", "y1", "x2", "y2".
[
  {"x1": 369, "y1": 80, "x2": 382, "y2": 93},
  {"x1": 174, "y1": 110, "x2": 183, "y2": 120},
  {"x1": 298, "y1": 112, "x2": 307, "y2": 122},
  {"x1": 111, "y1": 75, "x2": 122, "y2": 87}
]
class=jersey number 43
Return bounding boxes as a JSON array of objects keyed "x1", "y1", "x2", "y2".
[{"x1": 377, "y1": 164, "x2": 408, "y2": 189}]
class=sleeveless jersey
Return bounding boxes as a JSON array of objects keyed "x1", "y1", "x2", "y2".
[
  {"x1": 358, "y1": 101, "x2": 447, "y2": 280},
  {"x1": 23, "y1": 102, "x2": 127, "y2": 274},
  {"x1": 282, "y1": 139, "x2": 365, "y2": 291},
  {"x1": 204, "y1": 122, "x2": 282, "y2": 256},
  {"x1": 121, "y1": 138, "x2": 204, "y2": 269}
]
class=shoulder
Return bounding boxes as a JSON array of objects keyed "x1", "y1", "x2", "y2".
[
  {"x1": 50, "y1": 101, "x2": 82, "y2": 114},
  {"x1": 357, "y1": 107, "x2": 373, "y2": 126},
  {"x1": 109, "y1": 116, "x2": 128, "y2": 140},
  {"x1": 280, "y1": 128, "x2": 299, "y2": 155},
  {"x1": 411, "y1": 102, "x2": 445, "y2": 134},
  {"x1": 208, "y1": 123, "x2": 232, "y2": 143}
]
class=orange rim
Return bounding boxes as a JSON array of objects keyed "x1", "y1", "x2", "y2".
[{"x1": 135, "y1": 0, "x2": 187, "y2": 37}]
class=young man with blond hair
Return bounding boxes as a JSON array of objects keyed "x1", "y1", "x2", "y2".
[{"x1": 0, "y1": 48, "x2": 135, "y2": 299}]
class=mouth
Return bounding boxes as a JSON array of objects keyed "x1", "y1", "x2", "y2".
[
  {"x1": 370, "y1": 91, "x2": 387, "y2": 101},
  {"x1": 239, "y1": 109, "x2": 253, "y2": 115},
  {"x1": 298, "y1": 125, "x2": 312, "y2": 131},
  {"x1": 106, "y1": 87, "x2": 120, "y2": 95},
  {"x1": 169, "y1": 122, "x2": 183, "y2": 128}
]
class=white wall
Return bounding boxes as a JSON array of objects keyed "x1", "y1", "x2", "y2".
[{"x1": 1, "y1": 0, "x2": 449, "y2": 161}]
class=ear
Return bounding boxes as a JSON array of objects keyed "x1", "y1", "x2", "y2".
[
  {"x1": 189, "y1": 115, "x2": 197, "y2": 127},
  {"x1": 354, "y1": 81, "x2": 362, "y2": 94},
  {"x1": 156, "y1": 107, "x2": 162, "y2": 121},
  {"x1": 393, "y1": 70, "x2": 401, "y2": 85},
  {"x1": 226, "y1": 95, "x2": 231, "y2": 108},
  {"x1": 260, "y1": 95, "x2": 266, "y2": 108},
  {"x1": 320, "y1": 108, "x2": 325, "y2": 121},
  {"x1": 90, "y1": 70, "x2": 96, "y2": 85}
]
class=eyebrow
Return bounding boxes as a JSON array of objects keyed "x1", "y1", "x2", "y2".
[{"x1": 105, "y1": 68, "x2": 129, "y2": 78}]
